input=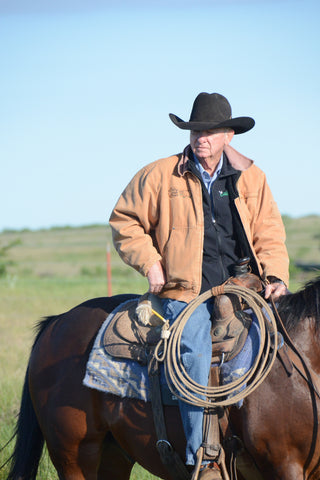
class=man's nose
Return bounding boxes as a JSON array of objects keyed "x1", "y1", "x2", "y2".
[{"x1": 196, "y1": 131, "x2": 207, "y2": 142}]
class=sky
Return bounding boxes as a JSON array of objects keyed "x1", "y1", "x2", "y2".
[{"x1": 1, "y1": 0, "x2": 319, "y2": 231}]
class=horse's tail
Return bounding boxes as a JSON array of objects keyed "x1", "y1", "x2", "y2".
[{"x1": 7, "y1": 366, "x2": 44, "y2": 480}]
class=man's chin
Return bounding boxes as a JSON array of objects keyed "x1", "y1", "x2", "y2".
[{"x1": 194, "y1": 150, "x2": 208, "y2": 159}]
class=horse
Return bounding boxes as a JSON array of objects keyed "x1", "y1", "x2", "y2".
[{"x1": 6, "y1": 277, "x2": 320, "y2": 480}]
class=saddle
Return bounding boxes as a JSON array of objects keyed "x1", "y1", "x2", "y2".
[
  {"x1": 102, "y1": 261, "x2": 264, "y2": 480},
  {"x1": 103, "y1": 293, "x2": 165, "y2": 365},
  {"x1": 103, "y1": 260, "x2": 263, "y2": 366}
]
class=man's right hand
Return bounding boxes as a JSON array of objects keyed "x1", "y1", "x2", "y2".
[{"x1": 147, "y1": 261, "x2": 166, "y2": 294}]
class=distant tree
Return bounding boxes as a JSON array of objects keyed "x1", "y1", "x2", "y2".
[{"x1": 0, "y1": 239, "x2": 21, "y2": 277}]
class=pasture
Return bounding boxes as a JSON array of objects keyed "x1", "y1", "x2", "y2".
[{"x1": 1, "y1": 218, "x2": 320, "y2": 479}]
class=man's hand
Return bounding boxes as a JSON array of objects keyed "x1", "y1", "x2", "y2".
[
  {"x1": 147, "y1": 261, "x2": 166, "y2": 294},
  {"x1": 264, "y1": 282, "x2": 287, "y2": 301}
]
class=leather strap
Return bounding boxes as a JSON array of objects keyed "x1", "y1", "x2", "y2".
[
  {"x1": 147, "y1": 354, "x2": 191, "y2": 480},
  {"x1": 276, "y1": 343, "x2": 294, "y2": 376},
  {"x1": 219, "y1": 408, "x2": 265, "y2": 480},
  {"x1": 202, "y1": 367, "x2": 230, "y2": 480},
  {"x1": 270, "y1": 298, "x2": 320, "y2": 399},
  {"x1": 288, "y1": 349, "x2": 320, "y2": 400},
  {"x1": 203, "y1": 367, "x2": 221, "y2": 460}
]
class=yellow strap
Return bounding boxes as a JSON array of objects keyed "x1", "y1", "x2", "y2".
[{"x1": 151, "y1": 308, "x2": 167, "y2": 324}]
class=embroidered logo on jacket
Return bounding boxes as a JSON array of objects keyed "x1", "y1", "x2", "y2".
[
  {"x1": 168, "y1": 187, "x2": 191, "y2": 198},
  {"x1": 219, "y1": 190, "x2": 229, "y2": 197}
]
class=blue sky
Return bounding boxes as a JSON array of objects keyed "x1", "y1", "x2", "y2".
[{"x1": 1, "y1": 0, "x2": 319, "y2": 231}]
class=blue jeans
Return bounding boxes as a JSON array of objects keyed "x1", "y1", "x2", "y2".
[{"x1": 161, "y1": 298, "x2": 214, "y2": 465}]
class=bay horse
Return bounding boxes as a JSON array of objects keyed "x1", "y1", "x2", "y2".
[{"x1": 6, "y1": 278, "x2": 320, "y2": 480}]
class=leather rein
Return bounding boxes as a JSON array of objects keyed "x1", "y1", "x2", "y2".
[
  {"x1": 270, "y1": 297, "x2": 320, "y2": 401},
  {"x1": 222, "y1": 296, "x2": 320, "y2": 480}
]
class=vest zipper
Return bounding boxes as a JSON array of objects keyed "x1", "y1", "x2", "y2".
[{"x1": 212, "y1": 219, "x2": 228, "y2": 281}]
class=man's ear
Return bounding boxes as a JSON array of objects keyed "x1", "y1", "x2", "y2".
[{"x1": 224, "y1": 130, "x2": 234, "y2": 145}]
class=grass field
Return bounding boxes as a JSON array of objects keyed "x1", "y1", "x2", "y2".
[
  {"x1": 0, "y1": 226, "x2": 155, "y2": 479},
  {"x1": 1, "y1": 218, "x2": 320, "y2": 479}
]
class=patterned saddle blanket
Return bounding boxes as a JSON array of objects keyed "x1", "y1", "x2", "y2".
[{"x1": 83, "y1": 299, "x2": 261, "y2": 405}]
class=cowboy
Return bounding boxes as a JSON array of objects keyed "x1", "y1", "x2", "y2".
[{"x1": 109, "y1": 92, "x2": 289, "y2": 479}]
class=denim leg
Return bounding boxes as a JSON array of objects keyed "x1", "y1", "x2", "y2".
[{"x1": 161, "y1": 299, "x2": 213, "y2": 465}]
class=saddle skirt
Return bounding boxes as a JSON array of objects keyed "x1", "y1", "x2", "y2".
[
  {"x1": 103, "y1": 290, "x2": 253, "y2": 366},
  {"x1": 103, "y1": 297, "x2": 163, "y2": 365},
  {"x1": 83, "y1": 296, "x2": 261, "y2": 406}
]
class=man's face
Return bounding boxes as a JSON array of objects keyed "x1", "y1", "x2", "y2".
[{"x1": 190, "y1": 128, "x2": 234, "y2": 162}]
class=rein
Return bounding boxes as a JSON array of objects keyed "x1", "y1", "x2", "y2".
[
  {"x1": 151, "y1": 284, "x2": 320, "y2": 480},
  {"x1": 270, "y1": 297, "x2": 320, "y2": 401},
  {"x1": 155, "y1": 284, "x2": 278, "y2": 408},
  {"x1": 270, "y1": 297, "x2": 320, "y2": 478}
]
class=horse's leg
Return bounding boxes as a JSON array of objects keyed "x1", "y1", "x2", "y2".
[
  {"x1": 37, "y1": 382, "x2": 133, "y2": 480},
  {"x1": 231, "y1": 363, "x2": 318, "y2": 480},
  {"x1": 30, "y1": 350, "x2": 109, "y2": 479},
  {"x1": 97, "y1": 432, "x2": 134, "y2": 480},
  {"x1": 43, "y1": 403, "x2": 106, "y2": 480},
  {"x1": 100, "y1": 396, "x2": 187, "y2": 479},
  {"x1": 28, "y1": 308, "x2": 115, "y2": 479},
  {"x1": 271, "y1": 464, "x2": 304, "y2": 480},
  {"x1": 234, "y1": 445, "x2": 305, "y2": 480},
  {"x1": 247, "y1": 460, "x2": 304, "y2": 480}
]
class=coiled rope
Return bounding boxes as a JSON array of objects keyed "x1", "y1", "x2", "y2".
[{"x1": 154, "y1": 284, "x2": 278, "y2": 408}]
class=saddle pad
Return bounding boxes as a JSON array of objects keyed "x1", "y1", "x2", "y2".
[
  {"x1": 83, "y1": 299, "x2": 174, "y2": 403},
  {"x1": 83, "y1": 301, "x2": 261, "y2": 406}
]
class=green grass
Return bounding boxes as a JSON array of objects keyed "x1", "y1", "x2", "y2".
[
  {"x1": 0, "y1": 226, "x2": 155, "y2": 479},
  {"x1": 1, "y1": 219, "x2": 320, "y2": 478},
  {"x1": 0, "y1": 276, "x2": 157, "y2": 479},
  {"x1": 282, "y1": 215, "x2": 320, "y2": 290}
]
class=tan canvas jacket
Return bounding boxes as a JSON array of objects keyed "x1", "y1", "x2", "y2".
[{"x1": 109, "y1": 145, "x2": 289, "y2": 302}]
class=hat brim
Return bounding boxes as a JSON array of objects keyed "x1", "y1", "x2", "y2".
[{"x1": 169, "y1": 113, "x2": 255, "y2": 135}]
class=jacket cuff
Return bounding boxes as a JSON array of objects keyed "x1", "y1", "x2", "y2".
[{"x1": 267, "y1": 275, "x2": 286, "y2": 286}]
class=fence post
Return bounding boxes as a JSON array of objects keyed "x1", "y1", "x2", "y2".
[{"x1": 106, "y1": 243, "x2": 112, "y2": 297}]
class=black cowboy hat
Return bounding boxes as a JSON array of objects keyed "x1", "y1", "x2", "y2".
[{"x1": 169, "y1": 92, "x2": 255, "y2": 134}]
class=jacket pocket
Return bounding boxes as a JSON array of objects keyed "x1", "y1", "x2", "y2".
[{"x1": 162, "y1": 226, "x2": 202, "y2": 291}]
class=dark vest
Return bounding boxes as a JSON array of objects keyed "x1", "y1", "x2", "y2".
[{"x1": 188, "y1": 154, "x2": 256, "y2": 293}]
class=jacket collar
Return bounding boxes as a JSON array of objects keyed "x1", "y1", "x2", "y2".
[
  {"x1": 177, "y1": 144, "x2": 253, "y2": 177},
  {"x1": 223, "y1": 144, "x2": 253, "y2": 171}
]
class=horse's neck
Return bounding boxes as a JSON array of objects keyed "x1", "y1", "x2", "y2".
[{"x1": 290, "y1": 317, "x2": 320, "y2": 376}]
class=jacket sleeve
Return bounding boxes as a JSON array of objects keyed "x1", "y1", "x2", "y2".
[
  {"x1": 237, "y1": 166, "x2": 289, "y2": 286},
  {"x1": 109, "y1": 166, "x2": 162, "y2": 277}
]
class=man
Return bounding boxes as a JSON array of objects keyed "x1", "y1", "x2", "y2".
[{"x1": 109, "y1": 92, "x2": 289, "y2": 479}]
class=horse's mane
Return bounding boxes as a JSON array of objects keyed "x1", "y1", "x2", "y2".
[{"x1": 278, "y1": 276, "x2": 320, "y2": 333}]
